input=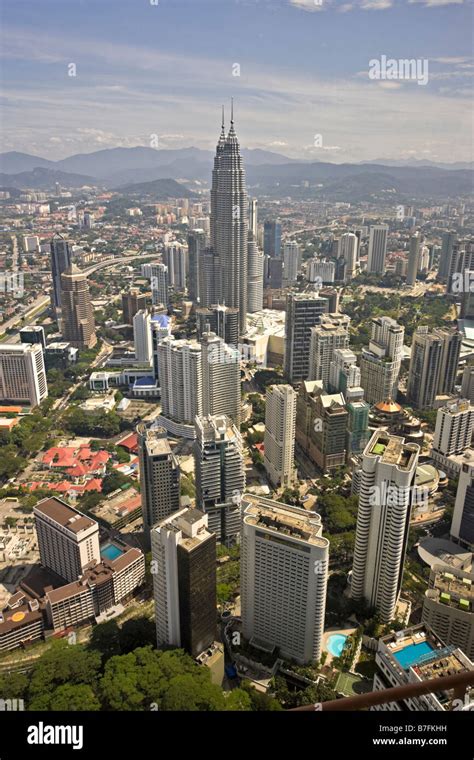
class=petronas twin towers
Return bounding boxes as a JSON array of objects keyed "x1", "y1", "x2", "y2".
[{"x1": 210, "y1": 105, "x2": 249, "y2": 334}]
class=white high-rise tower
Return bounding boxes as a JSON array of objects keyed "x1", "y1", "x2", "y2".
[{"x1": 350, "y1": 430, "x2": 420, "y2": 622}]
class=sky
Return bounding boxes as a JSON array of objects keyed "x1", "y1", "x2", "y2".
[{"x1": 0, "y1": 0, "x2": 473, "y2": 163}]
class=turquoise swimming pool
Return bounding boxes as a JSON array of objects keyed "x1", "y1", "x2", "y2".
[
  {"x1": 392, "y1": 641, "x2": 434, "y2": 670},
  {"x1": 101, "y1": 542, "x2": 125, "y2": 561},
  {"x1": 327, "y1": 633, "x2": 348, "y2": 657}
]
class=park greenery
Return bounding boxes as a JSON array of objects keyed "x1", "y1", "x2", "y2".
[{"x1": 0, "y1": 632, "x2": 281, "y2": 711}]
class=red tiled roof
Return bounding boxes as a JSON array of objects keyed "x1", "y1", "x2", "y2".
[{"x1": 118, "y1": 433, "x2": 138, "y2": 451}]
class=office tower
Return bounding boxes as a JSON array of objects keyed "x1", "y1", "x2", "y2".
[
  {"x1": 0, "y1": 343, "x2": 48, "y2": 406},
  {"x1": 137, "y1": 423, "x2": 181, "y2": 539},
  {"x1": 248, "y1": 198, "x2": 258, "y2": 239},
  {"x1": 297, "y1": 382, "x2": 348, "y2": 472},
  {"x1": 329, "y1": 348, "x2": 361, "y2": 396},
  {"x1": 241, "y1": 494, "x2": 329, "y2": 664},
  {"x1": 19, "y1": 325, "x2": 46, "y2": 349},
  {"x1": 247, "y1": 233, "x2": 264, "y2": 313},
  {"x1": 263, "y1": 256, "x2": 283, "y2": 289},
  {"x1": 320, "y1": 287, "x2": 339, "y2": 314},
  {"x1": 461, "y1": 364, "x2": 474, "y2": 403},
  {"x1": 198, "y1": 247, "x2": 219, "y2": 308},
  {"x1": 263, "y1": 220, "x2": 282, "y2": 258},
  {"x1": 33, "y1": 497, "x2": 100, "y2": 584},
  {"x1": 447, "y1": 240, "x2": 474, "y2": 294},
  {"x1": 156, "y1": 337, "x2": 203, "y2": 435},
  {"x1": 151, "y1": 313, "x2": 171, "y2": 380},
  {"x1": 308, "y1": 313, "x2": 350, "y2": 386},
  {"x1": 460, "y1": 273, "x2": 474, "y2": 319},
  {"x1": 50, "y1": 234, "x2": 72, "y2": 313},
  {"x1": 23, "y1": 235, "x2": 40, "y2": 253},
  {"x1": 350, "y1": 430, "x2": 420, "y2": 622},
  {"x1": 432, "y1": 399, "x2": 474, "y2": 458},
  {"x1": 340, "y1": 233, "x2": 358, "y2": 282},
  {"x1": 163, "y1": 243, "x2": 187, "y2": 290},
  {"x1": 406, "y1": 232, "x2": 421, "y2": 286},
  {"x1": 151, "y1": 507, "x2": 216, "y2": 657},
  {"x1": 307, "y1": 259, "x2": 335, "y2": 285},
  {"x1": 187, "y1": 229, "x2": 207, "y2": 303},
  {"x1": 407, "y1": 327, "x2": 461, "y2": 409},
  {"x1": 367, "y1": 225, "x2": 388, "y2": 274},
  {"x1": 419, "y1": 244, "x2": 430, "y2": 273},
  {"x1": 421, "y1": 565, "x2": 474, "y2": 660},
  {"x1": 438, "y1": 231, "x2": 457, "y2": 280},
  {"x1": 150, "y1": 263, "x2": 169, "y2": 307},
  {"x1": 282, "y1": 241, "x2": 301, "y2": 286},
  {"x1": 264, "y1": 384, "x2": 297, "y2": 487},
  {"x1": 122, "y1": 290, "x2": 148, "y2": 325},
  {"x1": 133, "y1": 309, "x2": 153, "y2": 365},
  {"x1": 201, "y1": 331, "x2": 241, "y2": 427},
  {"x1": 194, "y1": 415, "x2": 245, "y2": 544},
  {"x1": 359, "y1": 317, "x2": 404, "y2": 405},
  {"x1": 373, "y1": 624, "x2": 473, "y2": 712},
  {"x1": 195, "y1": 304, "x2": 239, "y2": 346},
  {"x1": 451, "y1": 462, "x2": 474, "y2": 549},
  {"x1": 60, "y1": 265, "x2": 97, "y2": 349},
  {"x1": 210, "y1": 108, "x2": 248, "y2": 334},
  {"x1": 83, "y1": 211, "x2": 94, "y2": 229},
  {"x1": 346, "y1": 399, "x2": 371, "y2": 456},
  {"x1": 284, "y1": 292, "x2": 329, "y2": 383}
]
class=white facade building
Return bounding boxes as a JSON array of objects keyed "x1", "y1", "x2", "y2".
[
  {"x1": 264, "y1": 384, "x2": 297, "y2": 488},
  {"x1": 241, "y1": 495, "x2": 329, "y2": 664},
  {"x1": 367, "y1": 225, "x2": 389, "y2": 274},
  {"x1": 308, "y1": 313, "x2": 350, "y2": 386},
  {"x1": 0, "y1": 343, "x2": 48, "y2": 407},
  {"x1": 351, "y1": 430, "x2": 420, "y2": 622},
  {"x1": 133, "y1": 309, "x2": 153, "y2": 365}
]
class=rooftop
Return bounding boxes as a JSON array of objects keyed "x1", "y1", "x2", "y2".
[
  {"x1": 34, "y1": 497, "x2": 97, "y2": 534},
  {"x1": 242, "y1": 494, "x2": 328, "y2": 548},
  {"x1": 380, "y1": 625, "x2": 473, "y2": 705},
  {"x1": 366, "y1": 431, "x2": 418, "y2": 471}
]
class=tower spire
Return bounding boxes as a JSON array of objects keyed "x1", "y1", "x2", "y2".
[
  {"x1": 228, "y1": 98, "x2": 237, "y2": 140},
  {"x1": 217, "y1": 105, "x2": 226, "y2": 148}
]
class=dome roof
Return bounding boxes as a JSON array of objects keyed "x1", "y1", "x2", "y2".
[{"x1": 374, "y1": 399, "x2": 402, "y2": 414}]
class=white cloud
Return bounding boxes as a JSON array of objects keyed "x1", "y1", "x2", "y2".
[
  {"x1": 1, "y1": 24, "x2": 472, "y2": 163},
  {"x1": 408, "y1": 0, "x2": 464, "y2": 6},
  {"x1": 289, "y1": 0, "x2": 326, "y2": 11},
  {"x1": 359, "y1": 0, "x2": 393, "y2": 9}
]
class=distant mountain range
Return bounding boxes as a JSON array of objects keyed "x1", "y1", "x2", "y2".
[{"x1": 0, "y1": 147, "x2": 472, "y2": 201}]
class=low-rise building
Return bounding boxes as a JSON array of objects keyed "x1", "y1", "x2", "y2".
[
  {"x1": 422, "y1": 566, "x2": 474, "y2": 660},
  {"x1": 373, "y1": 623, "x2": 474, "y2": 711}
]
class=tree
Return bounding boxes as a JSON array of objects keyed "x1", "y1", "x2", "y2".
[
  {"x1": 28, "y1": 641, "x2": 102, "y2": 699},
  {"x1": 225, "y1": 688, "x2": 252, "y2": 711},
  {"x1": 160, "y1": 674, "x2": 226, "y2": 711},
  {"x1": 101, "y1": 469, "x2": 132, "y2": 495},
  {"x1": 0, "y1": 671, "x2": 28, "y2": 699},
  {"x1": 29, "y1": 684, "x2": 101, "y2": 711},
  {"x1": 88, "y1": 620, "x2": 121, "y2": 661},
  {"x1": 119, "y1": 618, "x2": 156, "y2": 654}
]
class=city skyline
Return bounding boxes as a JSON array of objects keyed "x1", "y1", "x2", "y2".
[{"x1": 1, "y1": 0, "x2": 473, "y2": 163}]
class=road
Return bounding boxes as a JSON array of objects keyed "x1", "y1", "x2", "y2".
[
  {"x1": 52, "y1": 339, "x2": 114, "y2": 412},
  {"x1": 0, "y1": 295, "x2": 51, "y2": 340},
  {"x1": 0, "y1": 251, "x2": 161, "y2": 341}
]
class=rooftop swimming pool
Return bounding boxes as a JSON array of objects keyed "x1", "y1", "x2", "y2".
[
  {"x1": 392, "y1": 641, "x2": 434, "y2": 670},
  {"x1": 101, "y1": 542, "x2": 125, "y2": 562}
]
